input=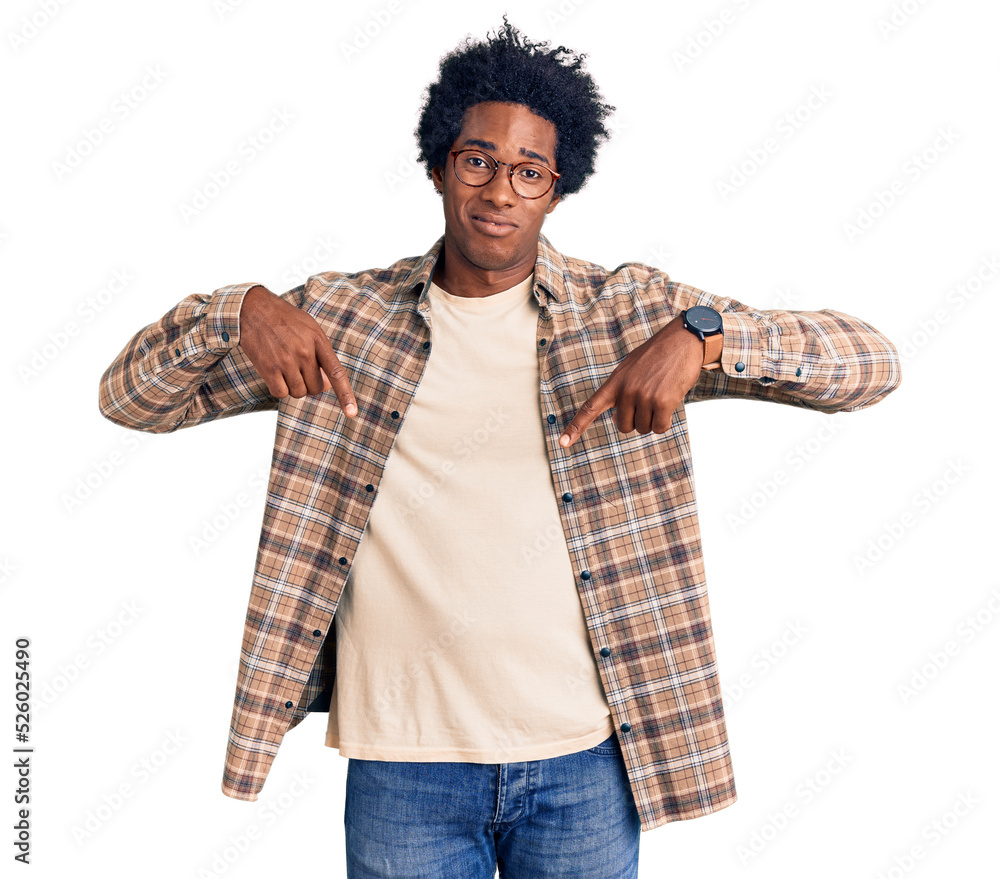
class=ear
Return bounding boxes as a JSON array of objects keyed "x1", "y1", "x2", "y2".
[
  {"x1": 431, "y1": 165, "x2": 444, "y2": 194},
  {"x1": 545, "y1": 192, "x2": 561, "y2": 214}
]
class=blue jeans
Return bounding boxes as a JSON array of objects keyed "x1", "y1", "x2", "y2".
[{"x1": 344, "y1": 732, "x2": 641, "y2": 878}]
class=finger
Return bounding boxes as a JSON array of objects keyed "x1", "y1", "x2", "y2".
[
  {"x1": 651, "y1": 402, "x2": 676, "y2": 434},
  {"x1": 297, "y1": 358, "x2": 328, "y2": 397},
  {"x1": 316, "y1": 344, "x2": 358, "y2": 417},
  {"x1": 266, "y1": 374, "x2": 290, "y2": 399},
  {"x1": 558, "y1": 381, "x2": 617, "y2": 448},
  {"x1": 616, "y1": 394, "x2": 638, "y2": 435},
  {"x1": 284, "y1": 370, "x2": 310, "y2": 399}
]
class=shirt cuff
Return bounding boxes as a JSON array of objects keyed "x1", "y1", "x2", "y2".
[
  {"x1": 202, "y1": 282, "x2": 264, "y2": 351},
  {"x1": 718, "y1": 311, "x2": 767, "y2": 379}
]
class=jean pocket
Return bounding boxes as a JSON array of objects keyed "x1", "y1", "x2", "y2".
[{"x1": 584, "y1": 733, "x2": 618, "y2": 756}]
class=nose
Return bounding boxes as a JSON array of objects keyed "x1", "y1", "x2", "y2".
[{"x1": 479, "y1": 165, "x2": 518, "y2": 207}]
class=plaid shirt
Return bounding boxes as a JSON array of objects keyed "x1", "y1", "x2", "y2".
[{"x1": 98, "y1": 232, "x2": 900, "y2": 831}]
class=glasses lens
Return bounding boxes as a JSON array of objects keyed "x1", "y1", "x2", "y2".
[
  {"x1": 511, "y1": 163, "x2": 554, "y2": 198},
  {"x1": 453, "y1": 150, "x2": 496, "y2": 186}
]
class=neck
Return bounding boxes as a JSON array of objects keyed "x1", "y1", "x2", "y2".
[{"x1": 431, "y1": 239, "x2": 536, "y2": 298}]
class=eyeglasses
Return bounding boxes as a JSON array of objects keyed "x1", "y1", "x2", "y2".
[{"x1": 449, "y1": 149, "x2": 560, "y2": 200}]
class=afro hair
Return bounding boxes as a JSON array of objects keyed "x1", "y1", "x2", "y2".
[{"x1": 415, "y1": 16, "x2": 615, "y2": 199}]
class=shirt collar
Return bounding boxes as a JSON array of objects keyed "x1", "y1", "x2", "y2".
[{"x1": 401, "y1": 231, "x2": 567, "y2": 306}]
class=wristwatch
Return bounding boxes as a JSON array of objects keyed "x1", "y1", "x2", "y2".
[{"x1": 682, "y1": 306, "x2": 724, "y2": 370}]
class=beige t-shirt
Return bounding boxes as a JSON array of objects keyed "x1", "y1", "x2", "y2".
[{"x1": 325, "y1": 272, "x2": 614, "y2": 762}]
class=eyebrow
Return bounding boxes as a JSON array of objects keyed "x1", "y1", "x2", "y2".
[{"x1": 461, "y1": 138, "x2": 553, "y2": 167}]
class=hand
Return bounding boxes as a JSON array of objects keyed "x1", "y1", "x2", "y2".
[
  {"x1": 238, "y1": 285, "x2": 357, "y2": 414},
  {"x1": 559, "y1": 316, "x2": 704, "y2": 447}
]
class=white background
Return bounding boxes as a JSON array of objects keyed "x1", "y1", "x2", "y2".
[{"x1": 2, "y1": 0, "x2": 997, "y2": 876}]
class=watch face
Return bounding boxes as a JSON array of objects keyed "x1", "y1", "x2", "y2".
[{"x1": 685, "y1": 305, "x2": 723, "y2": 334}]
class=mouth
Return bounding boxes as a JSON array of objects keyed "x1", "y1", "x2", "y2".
[{"x1": 470, "y1": 213, "x2": 517, "y2": 236}]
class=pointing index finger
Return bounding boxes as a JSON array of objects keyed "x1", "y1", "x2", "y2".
[
  {"x1": 316, "y1": 343, "x2": 358, "y2": 417},
  {"x1": 558, "y1": 380, "x2": 617, "y2": 448}
]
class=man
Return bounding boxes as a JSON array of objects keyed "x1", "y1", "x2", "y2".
[{"x1": 98, "y1": 19, "x2": 900, "y2": 879}]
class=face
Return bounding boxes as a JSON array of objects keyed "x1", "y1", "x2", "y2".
[{"x1": 431, "y1": 102, "x2": 561, "y2": 284}]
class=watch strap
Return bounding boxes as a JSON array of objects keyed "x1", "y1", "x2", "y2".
[{"x1": 702, "y1": 329, "x2": 724, "y2": 369}]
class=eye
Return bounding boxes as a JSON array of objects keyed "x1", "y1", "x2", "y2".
[
  {"x1": 516, "y1": 164, "x2": 549, "y2": 182},
  {"x1": 461, "y1": 151, "x2": 494, "y2": 169}
]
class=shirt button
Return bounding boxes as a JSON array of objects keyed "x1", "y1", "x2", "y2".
[
  {"x1": 339, "y1": 557, "x2": 348, "y2": 565},
  {"x1": 174, "y1": 348, "x2": 181, "y2": 357},
  {"x1": 422, "y1": 341, "x2": 430, "y2": 350},
  {"x1": 221, "y1": 331, "x2": 230, "y2": 342},
  {"x1": 538, "y1": 339, "x2": 547, "y2": 347},
  {"x1": 620, "y1": 722, "x2": 631, "y2": 733},
  {"x1": 795, "y1": 367, "x2": 802, "y2": 377},
  {"x1": 735, "y1": 361, "x2": 745, "y2": 372},
  {"x1": 581, "y1": 570, "x2": 591, "y2": 580},
  {"x1": 365, "y1": 484, "x2": 374, "y2": 492},
  {"x1": 547, "y1": 414, "x2": 556, "y2": 424},
  {"x1": 391, "y1": 411, "x2": 400, "y2": 419},
  {"x1": 562, "y1": 492, "x2": 573, "y2": 503},
  {"x1": 284, "y1": 700, "x2": 294, "y2": 709},
  {"x1": 600, "y1": 647, "x2": 611, "y2": 657},
  {"x1": 312, "y1": 629, "x2": 322, "y2": 637}
]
